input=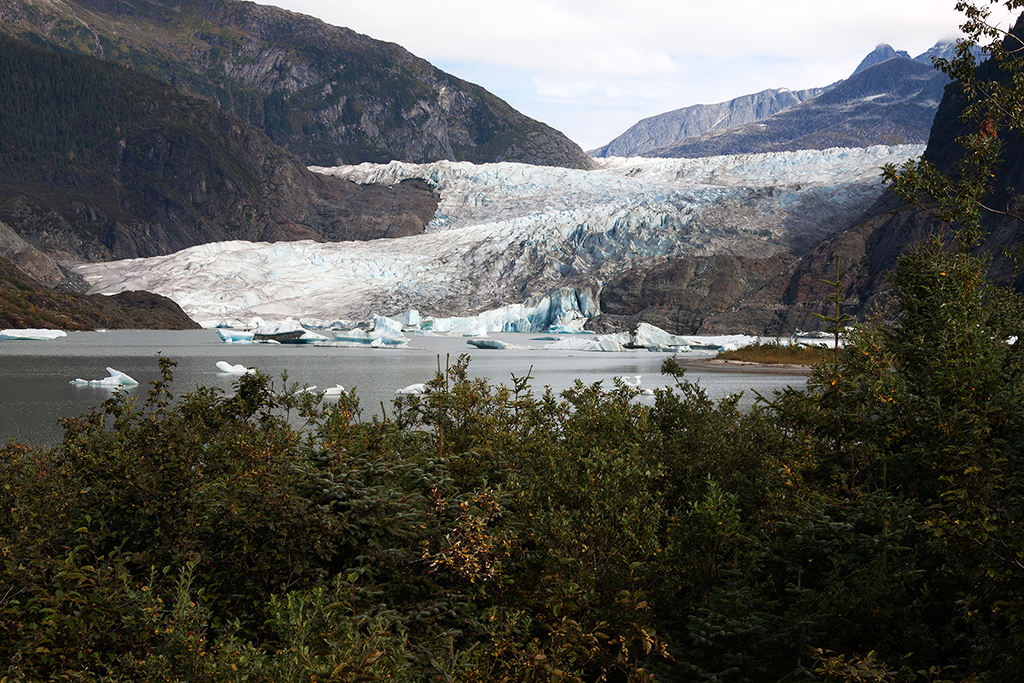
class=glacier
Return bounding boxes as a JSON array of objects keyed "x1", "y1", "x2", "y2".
[{"x1": 76, "y1": 146, "x2": 923, "y2": 331}]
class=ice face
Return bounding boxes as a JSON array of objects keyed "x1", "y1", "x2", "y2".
[
  {"x1": 1, "y1": 329, "x2": 67, "y2": 341},
  {"x1": 76, "y1": 146, "x2": 923, "y2": 330}
]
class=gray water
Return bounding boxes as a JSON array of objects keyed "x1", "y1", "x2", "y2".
[{"x1": 0, "y1": 330, "x2": 809, "y2": 445}]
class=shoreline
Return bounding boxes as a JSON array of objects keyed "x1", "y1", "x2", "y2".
[{"x1": 676, "y1": 357, "x2": 815, "y2": 374}]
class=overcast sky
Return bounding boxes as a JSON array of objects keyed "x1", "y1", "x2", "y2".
[{"x1": 267, "y1": 0, "x2": 1016, "y2": 152}]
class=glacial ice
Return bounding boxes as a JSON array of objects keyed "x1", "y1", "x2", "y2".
[
  {"x1": 322, "y1": 384, "x2": 346, "y2": 397},
  {"x1": 633, "y1": 322, "x2": 693, "y2": 351},
  {"x1": 71, "y1": 367, "x2": 139, "y2": 387},
  {"x1": 75, "y1": 146, "x2": 923, "y2": 331},
  {"x1": 215, "y1": 361, "x2": 253, "y2": 374},
  {"x1": 216, "y1": 329, "x2": 255, "y2": 343},
  {"x1": 1, "y1": 329, "x2": 67, "y2": 341}
]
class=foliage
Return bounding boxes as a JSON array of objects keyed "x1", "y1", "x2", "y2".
[{"x1": 714, "y1": 339, "x2": 831, "y2": 366}]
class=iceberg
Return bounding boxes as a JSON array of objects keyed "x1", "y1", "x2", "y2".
[
  {"x1": 466, "y1": 338, "x2": 535, "y2": 350},
  {"x1": 543, "y1": 334, "x2": 629, "y2": 352},
  {"x1": 216, "y1": 329, "x2": 255, "y2": 343},
  {"x1": 71, "y1": 367, "x2": 139, "y2": 387},
  {"x1": 322, "y1": 384, "x2": 346, "y2": 397},
  {"x1": 252, "y1": 324, "x2": 328, "y2": 344},
  {"x1": 633, "y1": 323, "x2": 692, "y2": 352},
  {"x1": 1, "y1": 329, "x2": 67, "y2": 341},
  {"x1": 330, "y1": 315, "x2": 410, "y2": 347},
  {"x1": 215, "y1": 361, "x2": 253, "y2": 374}
]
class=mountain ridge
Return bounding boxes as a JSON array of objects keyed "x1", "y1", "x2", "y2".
[
  {"x1": 592, "y1": 41, "x2": 967, "y2": 160},
  {"x1": 0, "y1": 0, "x2": 593, "y2": 169},
  {"x1": 0, "y1": 32, "x2": 440, "y2": 276}
]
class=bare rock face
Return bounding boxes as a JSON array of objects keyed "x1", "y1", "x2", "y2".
[
  {"x1": 646, "y1": 58, "x2": 948, "y2": 158},
  {"x1": 590, "y1": 253, "x2": 798, "y2": 335}
]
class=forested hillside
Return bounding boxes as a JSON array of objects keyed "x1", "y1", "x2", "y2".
[
  {"x1": 0, "y1": 0, "x2": 592, "y2": 169},
  {"x1": 0, "y1": 32, "x2": 438, "y2": 273}
]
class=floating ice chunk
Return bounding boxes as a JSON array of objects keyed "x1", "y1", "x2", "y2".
[
  {"x1": 466, "y1": 338, "x2": 534, "y2": 350},
  {"x1": 1, "y1": 329, "x2": 67, "y2": 341},
  {"x1": 216, "y1": 329, "x2": 255, "y2": 343},
  {"x1": 621, "y1": 375, "x2": 642, "y2": 387},
  {"x1": 322, "y1": 384, "x2": 345, "y2": 397},
  {"x1": 253, "y1": 325, "x2": 328, "y2": 344},
  {"x1": 71, "y1": 367, "x2": 139, "y2": 387},
  {"x1": 332, "y1": 315, "x2": 409, "y2": 347},
  {"x1": 215, "y1": 361, "x2": 253, "y2": 374},
  {"x1": 633, "y1": 323, "x2": 691, "y2": 352},
  {"x1": 396, "y1": 383, "x2": 428, "y2": 395},
  {"x1": 397, "y1": 309, "x2": 420, "y2": 326},
  {"x1": 544, "y1": 335, "x2": 625, "y2": 352}
]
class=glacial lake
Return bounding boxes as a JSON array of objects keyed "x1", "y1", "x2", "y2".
[{"x1": 0, "y1": 330, "x2": 810, "y2": 445}]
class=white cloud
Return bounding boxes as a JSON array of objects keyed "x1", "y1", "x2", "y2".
[{"x1": 269, "y1": 0, "x2": 1021, "y2": 150}]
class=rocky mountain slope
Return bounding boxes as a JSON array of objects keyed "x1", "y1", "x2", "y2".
[
  {"x1": 0, "y1": 0, "x2": 592, "y2": 170},
  {"x1": 0, "y1": 32, "x2": 439, "y2": 287},
  {"x1": 588, "y1": 86, "x2": 828, "y2": 158},
  {"x1": 645, "y1": 56, "x2": 948, "y2": 158},
  {"x1": 0, "y1": 224, "x2": 199, "y2": 329},
  {"x1": 594, "y1": 42, "x2": 965, "y2": 160}
]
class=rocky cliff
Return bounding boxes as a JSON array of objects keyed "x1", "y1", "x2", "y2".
[{"x1": 0, "y1": 0, "x2": 592, "y2": 170}]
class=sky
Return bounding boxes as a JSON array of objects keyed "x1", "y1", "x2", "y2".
[{"x1": 267, "y1": 0, "x2": 1018, "y2": 152}]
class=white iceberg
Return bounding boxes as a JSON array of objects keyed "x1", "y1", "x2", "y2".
[
  {"x1": 215, "y1": 361, "x2": 254, "y2": 374},
  {"x1": 466, "y1": 338, "x2": 535, "y2": 350},
  {"x1": 322, "y1": 384, "x2": 346, "y2": 397},
  {"x1": 71, "y1": 367, "x2": 139, "y2": 387},
  {"x1": 1, "y1": 329, "x2": 67, "y2": 341},
  {"x1": 252, "y1": 324, "x2": 328, "y2": 344},
  {"x1": 543, "y1": 334, "x2": 628, "y2": 352},
  {"x1": 633, "y1": 323, "x2": 692, "y2": 352}
]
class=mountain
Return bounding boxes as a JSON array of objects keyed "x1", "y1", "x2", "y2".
[
  {"x1": 0, "y1": 32, "x2": 439, "y2": 286},
  {"x1": 588, "y1": 86, "x2": 828, "y2": 158},
  {"x1": 593, "y1": 42, "x2": 959, "y2": 160},
  {"x1": 643, "y1": 56, "x2": 947, "y2": 158},
  {"x1": 0, "y1": 219, "x2": 198, "y2": 329},
  {"x1": 0, "y1": 0, "x2": 592, "y2": 170},
  {"x1": 853, "y1": 44, "x2": 912, "y2": 74},
  {"x1": 593, "y1": 19, "x2": 1024, "y2": 336}
]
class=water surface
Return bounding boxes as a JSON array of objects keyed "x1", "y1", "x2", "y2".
[{"x1": 0, "y1": 330, "x2": 809, "y2": 444}]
